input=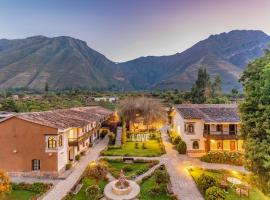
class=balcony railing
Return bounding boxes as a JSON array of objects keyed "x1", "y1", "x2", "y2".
[
  {"x1": 68, "y1": 131, "x2": 92, "y2": 146},
  {"x1": 203, "y1": 130, "x2": 239, "y2": 140}
]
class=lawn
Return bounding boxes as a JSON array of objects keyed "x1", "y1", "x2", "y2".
[
  {"x1": 189, "y1": 167, "x2": 270, "y2": 200},
  {"x1": 103, "y1": 158, "x2": 158, "y2": 179},
  {"x1": 101, "y1": 140, "x2": 165, "y2": 157},
  {"x1": 2, "y1": 190, "x2": 39, "y2": 200},
  {"x1": 69, "y1": 178, "x2": 107, "y2": 200},
  {"x1": 139, "y1": 166, "x2": 173, "y2": 200}
]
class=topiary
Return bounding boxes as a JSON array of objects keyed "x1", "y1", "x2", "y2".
[
  {"x1": 176, "y1": 140, "x2": 187, "y2": 154},
  {"x1": 172, "y1": 136, "x2": 182, "y2": 144},
  {"x1": 85, "y1": 185, "x2": 100, "y2": 200},
  {"x1": 197, "y1": 174, "x2": 217, "y2": 194},
  {"x1": 75, "y1": 154, "x2": 80, "y2": 161},
  {"x1": 108, "y1": 133, "x2": 115, "y2": 145},
  {"x1": 205, "y1": 186, "x2": 225, "y2": 200}
]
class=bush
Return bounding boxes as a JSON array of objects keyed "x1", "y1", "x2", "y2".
[
  {"x1": 142, "y1": 143, "x2": 147, "y2": 149},
  {"x1": 12, "y1": 182, "x2": 51, "y2": 194},
  {"x1": 205, "y1": 186, "x2": 225, "y2": 200},
  {"x1": 66, "y1": 163, "x2": 72, "y2": 170},
  {"x1": 155, "y1": 170, "x2": 169, "y2": 185},
  {"x1": 0, "y1": 170, "x2": 11, "y2": 195},
  {"x1": 176, "y1": 140, "x2": 187, "y2": 154},
  {"x1": 75, "y1": 154, "x2": 80, "y2": 161},
  {"x1": 148, "y1": 185, "x2": 161, "y2": 196},
  {"x1": 200, "y1": 151, "x2": 244, "y2": 166},
  {"x1": 172, "y1": 136, "x2": 182, "y2": 145},
  {"x1": 197, "y1": 174, "x2": 217, "y2": 194},
  {"x1": 84, "y1": 161, "x2": 109, "y2": 181},
  {"x1": 100, "y1": 130, "x2": 108, "y2": 139},
  {"x1": 108, "y1": 133, "x2": 115, "y2": 145},
  {"x1": 123, "y1": 165, "x2": 133, "y2": 172},
  {"x1": 85, "y1": 185, "x2": 100, "y2": 200}
]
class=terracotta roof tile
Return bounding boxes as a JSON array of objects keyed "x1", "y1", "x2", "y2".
[{"x1": 16, "y1": 106, "x2": 113, "y2": 130}]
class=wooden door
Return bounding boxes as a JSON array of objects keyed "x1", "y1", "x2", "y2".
[{"x1": 230, "y1": 141, "x2": 236, "y2": 151}]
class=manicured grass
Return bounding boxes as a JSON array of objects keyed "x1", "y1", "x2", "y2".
[
  {"x1": 3, "y1": 190, "x2": 39, "y2": 200},
  {"x1": 139, "y1": 169, "x2": 172, "y2": 200},
  {"x1": 101, "y1": 140, "x2": 165, "y2": 157},
  {"x1": 189, "y1": 167, "x2": 270, "y2": 200},
  {"x1": 104, "y1": 159, "x2": 157, "y2": 179},
  {"x1": 70, "y1": 178, "x2": 107, "y2": 200}
]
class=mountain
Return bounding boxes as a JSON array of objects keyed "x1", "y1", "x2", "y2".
[
  {"x1": 0, "y1": 36, "x2": 129, "y2": 90},
  {"x1": 120, "y1": 30, "x2": 270, "y2": 91},
  {"x1": 0, "y1": 30, "x2": 269, "y2": 91}
]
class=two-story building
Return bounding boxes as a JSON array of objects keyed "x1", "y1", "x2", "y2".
[
  {"x1": 0, "y1": 106, "x2": 114, "y2": 177},
  {"x1": 172, "y1": 104, "x2": 244, "y2": 157}
]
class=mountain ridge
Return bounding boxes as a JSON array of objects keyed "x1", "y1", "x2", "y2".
[
  {"x1": 0, "y1": 30, "x2": 269, "y2": 91},
  {"x1": 120, "y1": 30, "x2": 270, "y2": 91}
]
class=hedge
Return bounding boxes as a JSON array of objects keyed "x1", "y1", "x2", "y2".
[{"x1": 200, "y1": 151, "x2": 244, "y2": 166}]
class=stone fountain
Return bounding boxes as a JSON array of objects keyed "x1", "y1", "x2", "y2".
[{"x1": 104, "y1": 169, "x2": 140, "y2": 200}]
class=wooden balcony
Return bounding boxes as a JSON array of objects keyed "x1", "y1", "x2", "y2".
[
  {"x1": 68, "y1": 132, "x2": 91, "y2": 146},
  {"x1": 203, "y1": 131, "x2": 239, "y2": 140}
]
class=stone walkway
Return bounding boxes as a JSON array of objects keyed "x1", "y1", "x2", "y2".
[
  {"x1": 42, "y1": 137, "x2": 109, "y2": 200},
  {"x1": 115, "y1": 126, "x2": 122, "y2": 146},
  {"x1": 134, "y1": 162, "x2": 163, "y2": 182},
  {"x1": 159, "y1": 126, "x2": 247, "y2": 200},
  {"x1": 160, "y1": 126, "x2": 204, "y2": 200}
]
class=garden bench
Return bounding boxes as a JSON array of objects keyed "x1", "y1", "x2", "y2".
[{"x1": 123, "y1": 157, "x2": 134, "y2": 163}]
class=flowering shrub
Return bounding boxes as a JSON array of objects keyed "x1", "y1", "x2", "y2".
[
  {"x1": 200, "y1": 151, "x2": 244, "y2": 166},
  {"x1": 205, "y1": 186, "x2": 225, "y2": 200},
  {"x1": 197, "y1": 174, "x2": 217, "y2": 194},
  {"x1": 0, "y1": 170, "x2": 11, "y2": 195}
]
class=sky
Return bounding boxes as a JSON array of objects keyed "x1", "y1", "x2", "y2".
[{"x1": 0, "y1": 0, "x2": 270, "y2": 62}]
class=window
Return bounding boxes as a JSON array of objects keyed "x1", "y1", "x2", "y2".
[
  {"x1": 32, "y1": 159, "x2": 41, "y2": 171},
  {"x1": 217, "y1": 141, "x2": 223, "y2": 150},
  {"x1": 58, "y1": 135, "x2": 63, "y2": 147},
  {"x1": 48, "y1": 136, "x2": 57, "y2": 149},
  {"x1": 216, "y1": 124, "x2": 223, "y2": 132},
  {"x1": 192, "y1": 141, "x2": 199, "y2": 149},
  {"x1": 185, "y1": 123, "x2": 194, "y2": 134}
]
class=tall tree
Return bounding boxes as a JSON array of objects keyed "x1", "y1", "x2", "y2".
[
  {"x1": 190, "y1": 67, "x2": 211, "y2": 103},
  {"x1": 239, "y1": 50, "x2": 270, "y2": 193},
  {"x1": 211, "y1": 75, "x2": 222, "y2": 96}
]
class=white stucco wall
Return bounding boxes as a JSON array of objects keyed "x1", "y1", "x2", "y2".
[
  {"x1": 57, "y1": 132, "x2": 68, "y2": 171},
  {"x1": 173, "y1": 112, "x2": 206, "y2": 152}
]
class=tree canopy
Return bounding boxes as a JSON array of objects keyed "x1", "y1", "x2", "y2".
[
  {"x1": 239, "y1": 50, "x2": 270, "y2": 193},
  {"x1": 190, "y1": 68, "x2": 226, "y2": 104},
  {"x1": 117, "y1": 97, "x2": 167, "y2": 126}
]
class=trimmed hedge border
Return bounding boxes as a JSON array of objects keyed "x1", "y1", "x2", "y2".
[{"x1": 200, "y1": 151, "x2": 244, "y2": 166}]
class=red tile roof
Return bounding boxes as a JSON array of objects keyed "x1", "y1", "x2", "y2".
[{"x1": 14, "y1": 106, "x2": 113, "y2": 130}]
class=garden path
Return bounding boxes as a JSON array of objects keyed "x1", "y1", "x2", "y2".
[
  {"x1": 42, "y1": 136, "x2": 109, "y2": 200},
  {"x1": 134, "y1": 162, "x2": 164, "y2": 182}
]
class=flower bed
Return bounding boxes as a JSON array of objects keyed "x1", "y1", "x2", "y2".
[
  {"x1": 139, "y1": 165, "x2": 177, "y2": 200},
  {"x1": 200, "y1": 151, "x2": 244, "y2": 166},
  {"x1": 4, "y1": 182, "x2": 52, "y2": 200},
  {"x1": 189, "y1": 167, "x2": 268, "y2": 200}
]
